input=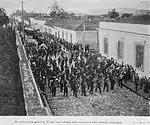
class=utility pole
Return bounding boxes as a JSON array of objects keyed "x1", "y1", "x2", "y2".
[
  {"x1": 82, "y1": 15, "x2": 88, "y2": 51},
  {"x1": 96, "y1": 28, "x2": 99, "y2": 52},
  {"x1": 83, "y1": 20, "x2": 85, "y2": 46},
  {"x1": 21, "y1": 0, "x2": 25, "y2": 45}
]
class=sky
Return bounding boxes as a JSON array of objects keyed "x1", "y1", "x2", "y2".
[{"x1": 1, "y1": 0, "x2": 150, "y2": 15}]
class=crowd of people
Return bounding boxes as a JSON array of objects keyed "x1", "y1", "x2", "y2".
[{"x1": 19, "y1": 27, "x2": 150, "y2": 99}]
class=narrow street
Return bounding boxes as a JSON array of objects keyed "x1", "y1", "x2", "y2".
[
  {"x1": 25, "y1": 32, "x2": 150, "y2": 116},
  {"x1": 47, "y1": 85, "x2": 149, "y2": 116}
]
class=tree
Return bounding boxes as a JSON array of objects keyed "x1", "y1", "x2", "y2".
[
  {"x1": 146, "y1": 11, "x2": 150, "y2": 15},
  {"x1": 59, "y1": 10, "x2": 70, "y2": 20},
  {"x1": 0, "y1": 8, "x2": 9, "y2": 27},
  {"x1": 69, "y1": 12, "x2": 76, "y2": 19},
  {"x1": 51, "y1": 0, "x2": 61, "y2": 13},
  {"x1": 49, "y1": 0, "x2": 69, "y2": 20},
  {"x1": 108, "y1": 9, "x2": 119, "y2": 19},
  {"x1": 12, "y1": 9, "x2": 22, "y2": 17},
  {"x1": 11, "y1": 9, "x2": 44, "y2": 19},
  {"x1": 49, "y1": 0, "x2": 61, "y2": 18},
  {"x1": 49, "y1": 10, "x2": 57, "y2": 18},
  {"x1": 121, "y1": 13, "x2": 133, "y2": 19}
]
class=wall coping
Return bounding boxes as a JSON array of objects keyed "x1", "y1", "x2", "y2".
[
  {"x1": 15, "y1": 29, "x2": 52, "y2": 116},
  {"x1": 99, "y1": 22, "x2": 150, "y2": 36}
]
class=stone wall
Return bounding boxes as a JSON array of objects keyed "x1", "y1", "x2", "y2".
[{"x1": 15, "y1": 29, "x2": 52, "y2": 116}]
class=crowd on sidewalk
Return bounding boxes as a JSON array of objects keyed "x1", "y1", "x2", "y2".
[{"x1": 18, "y1": 27, "x2": 150, "y2": 99}]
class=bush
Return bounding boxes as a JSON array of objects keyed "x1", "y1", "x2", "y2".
[{"x1": 0, "y1": 8, "x2": 9, "y2": 27}]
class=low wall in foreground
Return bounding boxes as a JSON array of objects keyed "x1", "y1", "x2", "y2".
[{"x1": 15, "y1": 29, "x2": 52, "y2": 116}]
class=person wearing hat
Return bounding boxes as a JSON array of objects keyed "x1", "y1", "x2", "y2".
[
  {"x1": 59, "y1": 73, "x2": 65, "y2": 93},
  {"x1": 95, "y1": 74, "x2": 102, "y2": 94},
  {"x1": 71, "y1": 76, "x2": 78, "y2": 98},
  {"x1": 118, "y1": 71, "x2": 124, "y2": 88},
  {"x1": 63, "y1": 76, "x2": 69, "y2": 98},
  {"x1": 89, "y1": 73, "x2": 94, "y2": 94},
  {"x1": 51, "y1": 76, "x2": 57, "y2": 97},
  {"x1": 110, "y1": 74, "x2": 116, "y2": 90},
  {"x1": 140, "y1": 76, "x2": 145, "y2": 90},
  {"x1": 134, "y1": 73, "x2": 140, "y2": 92},
  {"x1": 103, "y1": 75, "x2": 109, "y2": 92},
  {"x1": 81, "y1": 74, "x2": 87, "y2": 96}
]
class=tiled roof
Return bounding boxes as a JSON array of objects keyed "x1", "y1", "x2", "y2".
[
  {"x1": 97, "y1": 16, "x2": 150, "y2": 25},
  {"x1": 34, "y1": 17, "x2": 46, "y2": 21},
  {"x1": 44, "y1": 19, "x2": 54, "y2": 27},
  {"x1": 44, "y1": 19, "x2": 82, "y2": 30},
  {"x1": 75, "y1": 20, "x2": 99, "y2": 31},
  {"x1": 45, "y1": 19, "x2": 99, "y2": 31},
  {"x1": 119, "y1": 15, "x2": 150, "y2": 25},
  {"x1": 54, "y1": 20, "x2": 82, "y2": 30}
]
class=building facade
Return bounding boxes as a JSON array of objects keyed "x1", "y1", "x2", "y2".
[
  {"x1": 53, "y1": 26, "x2": 77, "y2": 44},
  {"x1": 99, "y1": 22, "x2": 150, "y2": 77},
  {"x1": 30, "y1": 18, "x2": 55, "y2": 34},
  {"x1": 52, "y1": 24, "x2": 99, "y2": 48},
  {"x1": 76, "y1": 31, "x2": 98, "y2": 49},
  {"x1": 30, "y1": 18, "x2": 99, "y2": 49}
]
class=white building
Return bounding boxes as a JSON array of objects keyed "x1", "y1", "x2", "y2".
[
  {"x1": 76, "y1": 29, "x2": 98, "y2": 49},
  {"x1": 45, "y1": 20, "x2": 82, "y2": 44},
  {"x1": 49, "y1": 20, "x2": 99, "y2": 48},
  {"x1": 52, "y1": 26, "x2": 77, "y2": 44},
  {"x1": 31, "y1": 18, "x2": 98, "y2": 48},
  {"x1": 30, "y1": 18, "x2": 47, "y2": 32},
  {"x1": 99, "y1": 22, "x2": 150, "y2": 77}
]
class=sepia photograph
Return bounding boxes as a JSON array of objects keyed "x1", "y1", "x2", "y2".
[{"x1": 0, "y1": 0, "x2": 150, "y2": 124}]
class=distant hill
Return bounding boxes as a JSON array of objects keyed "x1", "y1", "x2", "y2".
[
  {"x1": 88, "y1": 8, "x2": 150, "y2": 15},
  {"x1": 119, "y1": 8, "x2": 150, "y2": 15}
]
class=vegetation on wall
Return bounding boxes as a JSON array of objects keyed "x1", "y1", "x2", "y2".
[{"x1": 0, "y1": 8, "x2": 9, "y2": 27}]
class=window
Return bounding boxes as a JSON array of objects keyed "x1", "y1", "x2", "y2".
[
  {"x1": 44, "y1": 27, "x2": 47, "y2": 32},
  {"x1": 62, "y1": 31, "x2": 64, "y2": 39},
  {"x1": 104, "y1": 37, "x2": 108, "y2": 54},
  {"x1": 66, "y1": 32, "x2": 68, "y2": 40},
  {"x1": 70, "y1": 34, "x2": 72, "y2": 43},
  {"x1": 136, "y1": 44, "x2": 144, "y2": 71},
  {"x1": 39, "y1": 25, "x2": 42, "y2": 31},
  {"x1": 118, "y1": 40, "x2": 124, "y2": 59},
  {"x1": 58, "y1": 31, "x2": 60, "y2": 38},
  {"x1": 55, "y1": 32, "x2": 57, "y2": 37},
  {"x1": 48, "y1": 28, "x2": 51, "y2": 34}
]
